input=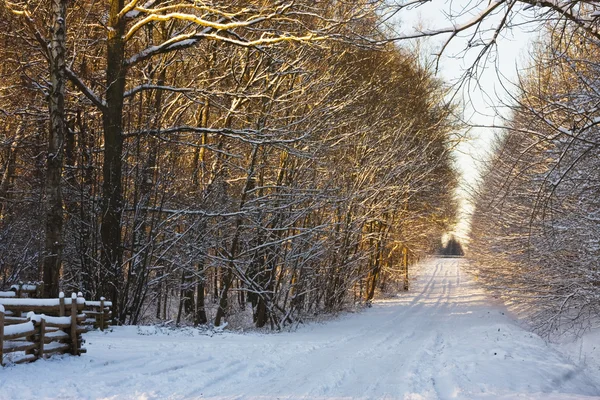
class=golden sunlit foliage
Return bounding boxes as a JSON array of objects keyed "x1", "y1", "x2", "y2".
[{"x1": 0, "y1": 0, "x2": 459, "y2": 328}]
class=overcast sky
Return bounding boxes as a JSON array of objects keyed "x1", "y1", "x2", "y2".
[{"x1": 391, "y1": 0, "x2": 538, "y2": 240}]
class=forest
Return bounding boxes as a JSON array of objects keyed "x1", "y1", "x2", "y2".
[{"x1": 0, "y1": 1, "x2": 459, "y2": 328}]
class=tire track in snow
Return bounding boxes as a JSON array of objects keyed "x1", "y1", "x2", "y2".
[
  {"x1": 278, "y1": 260, "x2": 460, "y2": 399},
  {"x1": 108, "y1": 356, "x2": 215, "y2": 387}
]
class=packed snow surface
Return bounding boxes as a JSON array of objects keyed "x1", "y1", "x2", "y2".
[{"x1": 1, "y1": 258, "x2": 599, "y2": 399}]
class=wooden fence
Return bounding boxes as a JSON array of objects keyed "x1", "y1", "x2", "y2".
[
  {"x1": 0, "y1": 282, "x2": 44, "y2": 299},
  {"x1": 83, "y1": 298, "x2": 112, "y2": 331},
  {"x1": 0, "y1": 292, "x2": 112, "y2": 366}
]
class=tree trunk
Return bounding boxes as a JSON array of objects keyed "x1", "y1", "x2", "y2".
[
  {"x1": 42, "y1": 0, "x2": 67, "y2": 298},
  {"x1": 214, "y1": 145, "x2": 259, "y2": 327},
  {"x1": 255, "y1": 296, "x2": 268, "y2": 328},
  {"x1": 0, "y1": 128, "x2": 22, "y2": 215},
  {"x1": 76, "y1": 111, "x2": 96, "y2": 298},
  {"x1": 176, "y1": 270, "x2": 186, "y2": 325},
  {"x1": 101, "y1": 0, "x2": 126, "y2": 315},
  {"x1": 195, "y1": 262, "x2": 207, "y2": 325}
]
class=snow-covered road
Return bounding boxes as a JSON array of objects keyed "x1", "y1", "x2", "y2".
[{"x1": 1, "y1": 258, "x2": 599, "y2": 400}]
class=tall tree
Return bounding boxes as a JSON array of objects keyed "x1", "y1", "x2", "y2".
[{"x1": 42, "y1": 0, "x2": 68, "y2": 297}]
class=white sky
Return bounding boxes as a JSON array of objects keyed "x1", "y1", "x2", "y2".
[{"x1": 391, "y1": 0, "x2": 538, "y2": 241}]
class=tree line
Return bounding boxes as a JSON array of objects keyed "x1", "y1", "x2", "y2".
[
  {"x1": 469, "y1": 7, "x2": 600, "y2": 337},
  {"x1": 0, "y1": 1, "x2": 459, "y2": 328}
]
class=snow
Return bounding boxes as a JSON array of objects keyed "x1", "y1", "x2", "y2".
[
  {"x1": 3, "y1": 321, "x2": 34, "y2": 337},
  {"x1": 1, "y1": 258, "x2": 599, "y2": 399},
  {"x1": 84, "y1": 300, "x2": 113, "y2": 307},
  {"x1": 43, "y1": 342, "x2": 70, "y2": 352},
  {"x1": 10, "y1": 284, "x2": 37, "y2": 291},
  {"x1": 553, "y1": 329, "x2": 600, "y2": 387},
  {"x1": 0, "y1": 297, "x2": 84, "y2": 307},
  {"x1": 0, "y1": 291, "x2": 16, "y2": 298},
  {"x1": 27, "y1": 312, "x2": 72, "y2": 326}
]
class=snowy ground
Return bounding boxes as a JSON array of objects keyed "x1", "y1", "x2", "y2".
[{"x1": 1, "y1": 258, "x2": 599, "y2": 400}]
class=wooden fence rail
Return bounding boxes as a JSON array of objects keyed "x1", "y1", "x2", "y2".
[
  {"x1": 0, "y1": 292, "x2": 113, "y2": 366},
  {"x1": 0, "y1": 282, "x2": 43, "y2": 298},
  {"x1": 83, "y1": 298, "x2": 111, "y2": 331}
]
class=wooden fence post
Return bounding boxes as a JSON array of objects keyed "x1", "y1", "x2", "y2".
[
  {"x1": 100, "y1": 297, "x2": 105, "y2": 331},
  {"x1": 59, "y1": 292, "x2": 65, "y2": 317},
  {"x1": 70, "y1": 293, "x2": 78, "y2": 355},
  {"x1": 0, "y1": 304, "x2": 5, "y2": 366},
  {"x1": 38, "y1": 317, "x2": 46, "y2": 361},
  {"x1": 25, "y1": 313, "x2": 35, "y2": 358}
]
